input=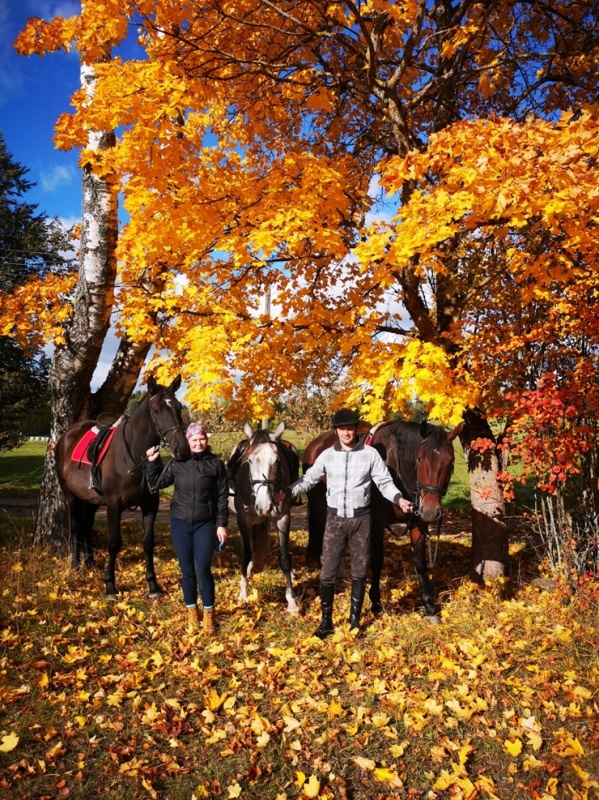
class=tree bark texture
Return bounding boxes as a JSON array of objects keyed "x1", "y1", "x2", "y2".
[{"x1": 34, "y1": 53, "x2": 119, "y2": 552}]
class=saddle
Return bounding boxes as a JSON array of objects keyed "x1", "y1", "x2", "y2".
[{"x1": 71, "y1": 416, "x2": 125, "y2": 494}]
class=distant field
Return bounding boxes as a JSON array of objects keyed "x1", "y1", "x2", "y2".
[
  {"x1": 0, "y1": 434, "x2": 473, "y2": 509},
  {"x1": 0, "y1": 440, "x2": 48, "y2": 494}
]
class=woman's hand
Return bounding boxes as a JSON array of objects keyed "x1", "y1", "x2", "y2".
[
  {"x1": 274, "y1": 491, "x2": 287, "y2": 504},
  {"x1": 146, "y1": 446, "x2": 161, "y2": 462},
  {"x1": 216, "y1": 526, "x2": 227, "y2": 546}
]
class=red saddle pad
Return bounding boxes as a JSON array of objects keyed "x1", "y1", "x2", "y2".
[{"x1": 72, "y1": 427, "x2": 116, "y2": 465}]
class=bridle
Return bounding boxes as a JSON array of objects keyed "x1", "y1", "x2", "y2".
[
  {"x1": 238, "y1": 441, "x2": 283, "y2": 509},
  {"x1": 411, "y1": 454, "x2": 454, "y2": 518},
  {"x1": 125, "y1": 393, "x2": 185, "y2": 475},
  {"x1": 148, "y1": 397, "x2": 186, "y2": 449}
]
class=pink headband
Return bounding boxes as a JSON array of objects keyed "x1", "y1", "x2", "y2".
[{"x1": 186, "y1": 422, "x2": 207, "y2": 440}]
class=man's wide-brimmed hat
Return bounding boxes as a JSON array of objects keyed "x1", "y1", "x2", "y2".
[{"x1": 331, "y1": 409, "x2": 359, "y2": 428}]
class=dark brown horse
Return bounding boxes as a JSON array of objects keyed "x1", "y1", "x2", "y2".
[
  {"x1": 302, "y1": 419, "x2": 462, "y2": 617},
  {"x1": 54, "y1": 375, "x2": 189, "y2": 596},
  {"x1": 228, "y1": 423, "x2": 300, "y2": 613}
]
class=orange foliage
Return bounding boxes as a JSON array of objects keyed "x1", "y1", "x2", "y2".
[{"x1": 7, "y1": 2, "x2": 599, "y2": 491}]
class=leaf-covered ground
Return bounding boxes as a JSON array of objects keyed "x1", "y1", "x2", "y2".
[{"x1": 1, "y1": 513, "x2": 597, "y2": 800}]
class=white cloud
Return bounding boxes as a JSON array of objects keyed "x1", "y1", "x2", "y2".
[
  {"x1": 26, "y1": 1, "x2": 80, "y2": 20},
  {"x1": 40, "y1": 164, "x2": 76, "y2": 192}
]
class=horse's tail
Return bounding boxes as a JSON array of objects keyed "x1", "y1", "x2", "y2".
[{"x1": 251, "y1": 521, "x2": 270, "y2": 568}]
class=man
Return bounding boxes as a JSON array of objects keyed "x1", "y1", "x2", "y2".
[{"x1": 275, "y1": 409, "x2": 412, "y2": 638}]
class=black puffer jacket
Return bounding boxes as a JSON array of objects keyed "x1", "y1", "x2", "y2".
[{"x1": 145, "y1": 450, "x2": 229, "y2": 527}]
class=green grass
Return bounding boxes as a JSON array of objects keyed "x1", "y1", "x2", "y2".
[
  {"x1": 0, "y1": 440, "x2": 48, "y2": 494},
  {"x1": 1, "y1": 433, "x2": 472, "y2": 509}
]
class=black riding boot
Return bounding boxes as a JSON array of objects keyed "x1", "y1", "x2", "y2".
[
  {"x1": 314, "y1": 582, "x2": 335, "y2": 639},
  {"x1": 348, "y1": 578, "x2": 367, "y2": 631}
]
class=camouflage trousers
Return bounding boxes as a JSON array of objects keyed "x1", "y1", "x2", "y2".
[{"x1": 320, "y1": 510, "x2": 371, "y2": 586}]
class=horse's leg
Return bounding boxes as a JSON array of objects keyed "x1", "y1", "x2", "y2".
[
  {"x1": 238, "y1": 522, "x2": 252, "y2": 602},
  {"x1": 104, "y1": 502, "x2": 123, "y2": 596},
  {"x1": 369, "y1": 515, "x2": 384, "y2": 615},
  {"x1": 81, "y1": 503, "x2": 97, "y2": 568},
  {"x1": 141, "y1": 495, "x2": 163, "y2": 598},
  {"x1": 276, "y1": 512, "x2": 298, "y2": 614},
  {"x1": 67, "y1": 495, "x2": 83, "y2": 569},
  {"x1": 410, "y1": 519, "x2": 438, "y2": 618}
]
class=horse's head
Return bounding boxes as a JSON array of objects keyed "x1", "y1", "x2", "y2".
[
  {"x1": 146, "y1": 375, "x2": 190, "y2": 461},
  {"x1": 241, "y1": 422, "x2": 286, "y2": 515},
  {"x1": 413, "y1": 421, "x2": 463, "y2": 522}
]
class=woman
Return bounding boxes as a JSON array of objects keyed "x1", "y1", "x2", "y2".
[{"x1": 146, "y1": 422, "x2": 228, "y2": 635}]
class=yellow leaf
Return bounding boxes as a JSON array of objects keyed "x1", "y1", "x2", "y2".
[
  {"x1": 294, "y1": 772, "x2": 306, "y2": 789},
  {"x1": 302, "y1": 775, "x2": 321, "y2": 798},
  {"x1": 256, "y1": 731, "x2": 270, "y2": 748},
  {"x1": 504, "y1": 738, "x2": 523, "y2": 756},
  {"x1": 227, "y1": 783, "x2": 242, "y2": 798},
  {"x1": 0, "y1": 732, "x2": 19, "y2": 753},
  {"x1": 374, "y1": 767, "x2": 402, "y2": 787},
  {"x1": 353, "y1": 756, "x2": 376, "y2": 771}
]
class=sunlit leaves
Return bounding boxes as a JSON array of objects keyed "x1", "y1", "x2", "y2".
[{"x1": 1, "y1": 527, "x2": 598, "y2": 797}]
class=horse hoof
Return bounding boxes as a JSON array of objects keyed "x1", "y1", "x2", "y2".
[
  {"x1": 425, "y1": 613, "x2": 442, "y2": 625},
  {"x1": 148, "y1": 590, "x2": 164, "y2": 600},
  {"x1": 371, "y1": 601, "x2": 384, "y2": 616},
  {"x1": 287, "y1": 604, "x2": 300, "y2": 616}
]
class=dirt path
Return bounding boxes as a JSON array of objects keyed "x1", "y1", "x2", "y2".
[{"x1": 0, "y1": 493, "x2": 310, "y2": 528}]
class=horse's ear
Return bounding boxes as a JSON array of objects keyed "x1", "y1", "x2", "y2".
[
  {"x1": 447, "y1": 422, "x2": 464, "y2": 442},
  {"x1": 169, "y1": 374, "x2": 182, "y2": 394},
  {"x1": 272, "y1": 421, "x2": 285, "y2": 440},
  {"x1": 244, "y1": 422, "x2": 254, "y2": 439},
  {"x1": 147, "y1": 375, "x2": 157, "y2": 395},
  {"x1": 420, "y1": 420, "x2": 432, "y2": 438}
]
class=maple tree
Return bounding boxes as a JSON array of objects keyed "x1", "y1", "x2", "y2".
[{"x1": 6, "y1": 1, "x2": 599, "y2": 571}]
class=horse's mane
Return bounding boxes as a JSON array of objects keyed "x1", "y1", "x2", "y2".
[
  {"x1": 390, "y1": 419, "x2": 449, "y2": 461},
  {"x1": 250, "y1": 428, "x2": 276, "y2": 446}
]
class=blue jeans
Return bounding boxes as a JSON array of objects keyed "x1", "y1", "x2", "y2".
[{"x1": 170, "y1": 517, "x2": 217, "y2": 608}]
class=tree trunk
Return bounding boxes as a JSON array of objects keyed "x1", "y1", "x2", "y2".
[
  {"x1": 34, "y1": 53, "x2": 119, "y2": 552},
  {"x1": 460, "y1": 408, "x2": 510, "y2": 581}
]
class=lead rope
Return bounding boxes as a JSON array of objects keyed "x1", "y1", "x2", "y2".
[{"x1": 427, "y1": 517, "x2": 443, "y2": 568}]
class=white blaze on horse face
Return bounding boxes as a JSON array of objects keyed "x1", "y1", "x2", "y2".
[{"x1": 249, "y1": 443, "x2": 279, "y2": 515}]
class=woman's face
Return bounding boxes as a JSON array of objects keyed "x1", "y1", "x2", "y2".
[{"x1": 188, "y1": 433, "x2": 208, "y2": 453}]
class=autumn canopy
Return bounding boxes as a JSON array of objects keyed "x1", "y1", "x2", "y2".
[{"x1": 6, "y1": 0, "x2": 599, "y2": 502}]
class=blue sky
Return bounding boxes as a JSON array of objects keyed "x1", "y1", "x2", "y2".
[
  {"x1": 0, "y1": 1, "x2": 129, "y2": 389},
  {"x1": 1, "y1": 0, "x2": 82, "y2": 226}
]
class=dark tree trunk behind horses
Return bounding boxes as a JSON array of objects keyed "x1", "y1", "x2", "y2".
[{"x1": 460, "y1": 408, "x2": 509, "y2": 581}]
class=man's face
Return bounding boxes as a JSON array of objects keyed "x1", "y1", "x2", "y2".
[{"x1": 336, "y1": 425, "x2": 358, "y2": 448}]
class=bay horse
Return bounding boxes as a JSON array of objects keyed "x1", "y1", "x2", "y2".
[
  {"x1": 228, "y1": 422, "x2": 300, "y2": 614},
  {"x1": 302, "y1": 419, "x2": 463, "y2": 618},
  {"x1": 54, "y1": 375, "x2": 190, "y2": 597}
]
